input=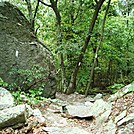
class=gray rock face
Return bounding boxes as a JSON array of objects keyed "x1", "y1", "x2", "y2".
[
  {"x1": 0, "y1": 2, "x2": 56, "y2": 98},
  {"x1": 0, "y1": 87, "x2": 14, "y2": 110}
]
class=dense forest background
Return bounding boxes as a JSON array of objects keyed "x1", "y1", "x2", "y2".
[{"x1": 4, "y1": 0, "x2": 134, "y2": 95}]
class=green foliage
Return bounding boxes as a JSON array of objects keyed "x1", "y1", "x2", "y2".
[
  {"x1": 0, "y1": 65, "x2": 47, "y2": 104},
  {"x1": 4, "y1": 66, "x2": 48, "y2": 104},
  {"x1": 12, "y1": 90, "x2": 24, "y2": 104},
  {"x1": 0, "y1": 77, "x2": 8, "y2": 87},
  {"x1": 9, "y1": 66, "x2": 47, "y2": 92},
  {"x1": 12, "y1": 88, "x2": 45, "y2": 105},
  {"x1": 108, "y1": 83, "x2": 124, "y2": 93}
]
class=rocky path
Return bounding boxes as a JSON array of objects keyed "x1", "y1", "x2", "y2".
[
  {"x1": 0, "y1": 83, "x2": 134, "y2": 134},
  {"x1": 41, "y1": 90, "x2": 134, "y2": 134}
]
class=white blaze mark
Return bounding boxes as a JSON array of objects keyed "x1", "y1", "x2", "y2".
[
  {"x1": 78, "y1": 62, "x2": 81, "y2": 66},
  {"x1": 95, "y1": 54, "x2": 97, "y2": 58},
  {"x1": 16, "y1": 50, "x2": 19, "y2": 57}
]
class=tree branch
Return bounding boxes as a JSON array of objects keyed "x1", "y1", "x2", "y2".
[
  {"x1": 40, "y1": 0, "x2": 51, "y2": 7},
  {"x1": 94, "y1": 0, "x2": 98, "y2": 4},
  {"x1": 73, "y1": 2, "x2": 81, "y2": 22},
  {"x1": 31, "y1": 0, "x2": 40, "y2": 32},
  {"x1": 33, "y1": 0, "x2": 40, "y2": 20},
  {"x1": 25, "y1": 0, "x2": 34, "y2": 31}
]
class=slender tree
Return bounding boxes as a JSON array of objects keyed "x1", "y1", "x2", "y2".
[
  {"x1": 66, "y1": 0, "x2": 105, "y2": 94},
  {"x1": 25, "y1": 0, "x2": 40, "y2": 32},
  {"x1": 85, "y1": 0, "x2": 111, "y2": 96}
]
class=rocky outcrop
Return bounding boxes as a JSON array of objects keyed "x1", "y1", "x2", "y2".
[{"x1": 0, "y1": 2, "x2": 56, "y2": 98}]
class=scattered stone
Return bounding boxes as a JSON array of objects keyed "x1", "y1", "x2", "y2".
[
  {"x1": 118, "y1": 128, "x2": 133, "y2": 134},
  {"x1": 96, "y1": 109, "x2": 112, "y2": 127},
  {"x1": 0, "y1": 83, "x2": 133, "y2": 133},
  {"x1": 43, "y1": 127, "x2": 89, "y2": 134},
  {"x1": 32, "y1": 108, "x2": 45, "y2": 123},
  {"x1": 117, "y1": 113, "x2": 134, "y2": 126},
  {"x1": 0, "y1": 104, "x2": 47, "y2": 131},
  {"x1": 115, "y1": 110, "x2": 127, "y2": 123},
  {"x1": 90, "y1": 99, "x2": 112, "y2": 118},
  {"x1": 44, "y1": 110, "x2": 69, "y2": 127},
  {"x1": 0, "y1": 87, "x2": 14, "y2": 110},
  {"x1": 21, "y1": 116, "x2": 46, "y2": 133},
  {"x1": 94, "y1": 93, "x2": 102, "y2": 100},
  {"x1": 104, "y1": 120, "x2": 117, "y2": 134},
  {"x1": 84, "y1": 96, "x2": 95, "y2": 102},
  {"x1": 66, "y1": 104, "x2": 93, "y2": 118},
  {"x1": 0, "y1": 104, "x2": 30, "y2": 128}
]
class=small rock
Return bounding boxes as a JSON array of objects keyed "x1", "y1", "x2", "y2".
[
  {"x1": 66, "y1": 104, "x2": 93, "y2": 118},
  {"x1": 43, "y1": 127, "x2": 89, "y2": 134},
  {"x1": 90, "y1": 99, "x2": 112, "y2": 118},
  {"x1": 20, "y1": 94, "x2": 29, "y2": 102},
  {"x1": 118, "y1": 128, "x2": 132, "y2": 134},
  {"x1": 32, "y1": 108, "x2": 43, "y2": 117},
  {"x1": 108, "y1": 83, "x2": 134, "y2": 102},
  {"x1": 32, "y1": 108, "x2": 45, "y2": 123},
  {"x1": 84, "y1": 96, "x2": 95, "y2": 102},
  {"x1": 96, "y1": 109, "x2": 112, "y2": 127},
  {"x1": 94, "y1": 93, "x2": 102, "y2": 100},
  {"x1": 104, "y1": 120, "x2": 117, "y2": 134},
  {"x1": 115, "y1": 110, "x2": 127, "y2": 123},
  {"x1": 0, "y1": 87, "x2": 14, "y2": 110},
  {"x1": 117, "y1": 113, "x2": 134, "y2": 126}
]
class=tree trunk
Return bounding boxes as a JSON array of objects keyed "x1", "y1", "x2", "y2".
[
  {"x1": 50, "y1": 0, "x2": 67, "y2": 92},
  {"x1": 25, "y1": 0, "x2": 40, "y2": 32},
  {"x1": 66, "y1": 0, "x2": 105, "y2": 94},
  {"x1": 106, "y1": 59, "x2": 112, "y2": 85},
  {"x1": 25, "y1": 0, "x2": 34, "y2": 31},
  {"x1": 85, "y1": 0, "x2": 111, "y2": 96}
]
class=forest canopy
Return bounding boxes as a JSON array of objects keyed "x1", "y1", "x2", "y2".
[{"x1": 3, "y1": 0, "x2": 134, "y2": 95}]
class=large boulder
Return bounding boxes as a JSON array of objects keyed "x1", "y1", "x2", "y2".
[{"x1": 0, "y1": 2, "x2": 56, "y2": 98}]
